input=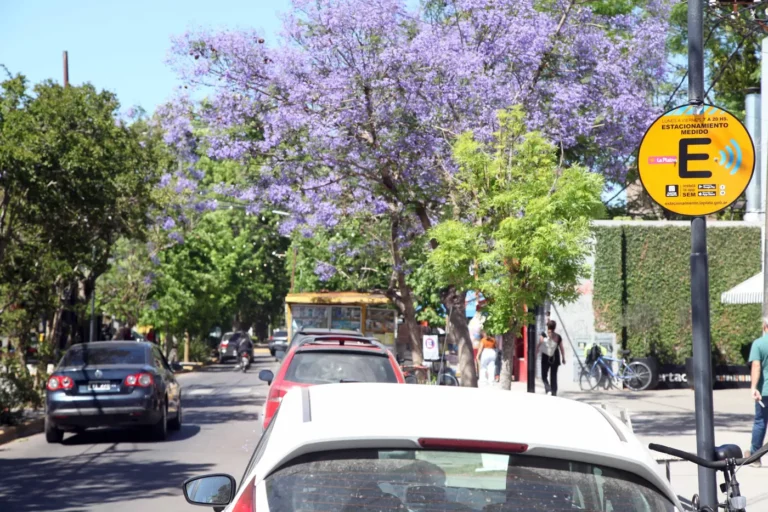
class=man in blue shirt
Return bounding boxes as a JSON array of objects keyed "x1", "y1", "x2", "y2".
[{"x1": 746, "y1": 317, "x2": 768, "y2": 467}]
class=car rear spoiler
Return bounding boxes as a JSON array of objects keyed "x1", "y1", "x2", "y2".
[{"x1": 297, "y1": 335, "x2": 387, "y2": 351}]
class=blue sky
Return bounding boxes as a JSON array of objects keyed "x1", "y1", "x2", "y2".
[
  {"x1": 0, "y1": 0, "x2": 293, "y2": 113},
  {"x1": 0, "y1": 0, "x2": 624, "y2": 201}
]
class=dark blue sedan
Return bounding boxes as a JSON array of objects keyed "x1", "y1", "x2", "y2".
[{"x1": 45, "y1": 341, "x2": 182, "y2": 443}]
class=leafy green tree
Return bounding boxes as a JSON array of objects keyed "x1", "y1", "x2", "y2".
[
  {"x1": 290, "y1": 216, "x2": 391, "y2": 294},
  {"x1": 144, "y1": 208, "x2": 289, "y2": 345},
  {"x1": 96, "y1": 238, "x2": 155, "y2": 328},
  {"x1": 428, "y1": 108, "x2": 604, "y2": 388},
  {"x1": 0, "y1": 74, "x2": 160, "y2": 357}
]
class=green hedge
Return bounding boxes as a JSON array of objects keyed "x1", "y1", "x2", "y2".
[{"x1": 593, "y1": 224, "x2": 761, "y2": 364}]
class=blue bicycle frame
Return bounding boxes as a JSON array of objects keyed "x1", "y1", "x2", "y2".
[{"x1": 591, "y1": 355, "x2": 638, "y2": 382}]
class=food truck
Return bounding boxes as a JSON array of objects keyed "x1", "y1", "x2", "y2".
[{"x1": 284, "y1": 292, "x2": 398, "y2": 350}]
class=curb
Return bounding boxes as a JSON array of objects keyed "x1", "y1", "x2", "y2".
[{"x1": 0, "y1": 417, "x2": 44, "y2": 446}]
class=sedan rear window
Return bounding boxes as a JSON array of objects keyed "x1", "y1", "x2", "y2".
[
  {"x1": 273, "y1": 331, "x2": 288, "y2": 338},
  {"x1": 285, "y1": 352, "x2": 397, "y2": 384},
  {"x1": 60, "y1": 345, "x2": 147, "y2": 366},
  {"x1": 265, "y1": 450, "x2": 675, "y2": 512}
]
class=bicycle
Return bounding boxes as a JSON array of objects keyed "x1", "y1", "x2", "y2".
[
  {"x1": 650, "y1": 441, "x2": 768, "y2": 511},
  {"x1": 401, "y1": 362, "x2": 459, "y2": 386},
  {"x1": 579, "y1": 349, "x2": 652, "y2": 391}
]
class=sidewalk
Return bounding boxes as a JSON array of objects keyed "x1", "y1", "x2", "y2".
[{"x1": 494, "y1": 383, "x2": 768, "y2": 510}]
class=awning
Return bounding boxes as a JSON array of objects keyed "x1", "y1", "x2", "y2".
[{"x1": 720, "y1": 272, "x2": 763, "y2": 305}]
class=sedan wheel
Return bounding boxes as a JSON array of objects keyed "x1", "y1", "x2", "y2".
[
  {"x1": 169, "y1": 400, "x2": 182, "y2": 431},
  {"x1": 45, "y1": 417, "x2": 63, "y2": 444},
  {"x1": 151, "y1": 401, "x2": 168, "y2": 441}
]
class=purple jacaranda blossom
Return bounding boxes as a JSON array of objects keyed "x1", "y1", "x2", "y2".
[
  {"x1": 162, "y1": 217, "x2": 176, "y2": 230},
  {"x1": 166, "y1": 0, "x2": 671, "y2": 237},
  {"x1": 315, "y1": 261, "x2": 337, "y2": 282},
  {"x1": 169, "y1": 232, "x2": 184, "y2": 243},
  {"x1": 175, "y1": 177, "x2": 198, "y2": 194},
  {"x1": 159, "y1": 173, "x2": 172, "y2": 188}
]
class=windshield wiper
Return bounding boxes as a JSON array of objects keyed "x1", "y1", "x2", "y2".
[{"x1": 339, "y1": 379, "x2": 359, "y2": 383}]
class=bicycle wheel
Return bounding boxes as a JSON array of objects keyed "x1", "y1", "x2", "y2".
[
  {"x1": 624, "y1": 361, "x2": 652, "y2": 391},
  {"x1": 579, "y1": 364, "x2": 602, "y2": 391},
  {"x1": 438, "y1": 374, "x2": 459, "y2": 386}
]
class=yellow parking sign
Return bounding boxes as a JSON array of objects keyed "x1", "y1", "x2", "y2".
[{"x1": 638, "y1": 104, "x2": 755, "y2": 216}]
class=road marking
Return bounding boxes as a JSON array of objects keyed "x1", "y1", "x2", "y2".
[
  {"x1": 187, "y1": 388, "x2": 213, "y2": 396},
  {"x1": 229, "y1": 387, "x2": 252, "y2": 395}
]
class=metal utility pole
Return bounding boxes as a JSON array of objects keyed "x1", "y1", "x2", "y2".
[
  {"x1": 526, "y1": 306, "x2": 538, "y2": 393},
  {"x1": 744, "y1": 89, "x2": 761, "y2": 222},
  {"x1": 63, "y1": 51, "x2": 69, "y2": 87},
  {"x1": 688, "y1": 0, "x2": 717, "y2": 506},
  {"x1": 90, "y1": 247, "x2": 97, "y2": 342}
]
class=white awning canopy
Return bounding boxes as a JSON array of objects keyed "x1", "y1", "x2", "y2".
[{"x1": 720, "y1": 272, "x2": 763, "y2": 305}]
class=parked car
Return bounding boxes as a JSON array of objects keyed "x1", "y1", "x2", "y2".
[
  {"x1": 258, "y1": 334, "x2": 404, "y2": 430},
  {"x1": 218, "y1": 331, "x2": 252, "y2": 363},
  {"x1": 45, "y1": 341, "x2": 183, "y2": 443},
  {"x1": 267, "y1": 328, "x2": 288, "y2": 357},
  {"x1": 182, "y1": 383, "x2": 683, "y2": 512}
]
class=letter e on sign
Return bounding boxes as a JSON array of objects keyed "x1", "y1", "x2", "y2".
[{"x1": 638, "y1": 104, "x2": 754, "y2": 216}]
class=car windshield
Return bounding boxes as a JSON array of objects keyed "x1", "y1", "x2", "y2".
[
  {"x1": 285, "y1": 352, "x2": 397, "y2": 384},
  {"x1": 265, "y1": 450, "x2": 674, "y2": 512},
  {"x1": 60, "y1": 345, "x2": 146, "y2": 366}
]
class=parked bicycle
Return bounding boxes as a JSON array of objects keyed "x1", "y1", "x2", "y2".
[
  {"x1": 579, "y1": 348, "x2": 652, "y2": 391},
  {"x1": 401, "y1": 361, "x2": 459, "y2": 386},
  {"x1": 650, "y1": 442, "x2": 768, "y2": 511}
]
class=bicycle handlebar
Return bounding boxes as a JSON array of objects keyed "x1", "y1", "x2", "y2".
[{"x1": 649, "y1": 442, "x2": 768, "y2": 470}]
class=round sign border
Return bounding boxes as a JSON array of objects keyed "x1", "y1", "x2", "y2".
[{"x1": 637, "y1": 103, "x2": 756, "y2": 217}]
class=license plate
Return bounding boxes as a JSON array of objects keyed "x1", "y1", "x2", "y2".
[{"x1": 88, "y1": 381, "x2": 112, "y2": 391}]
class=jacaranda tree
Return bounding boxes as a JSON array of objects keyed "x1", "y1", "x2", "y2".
[{"x1": 162, "y1": 0, "x2": 670, "y2": 368}]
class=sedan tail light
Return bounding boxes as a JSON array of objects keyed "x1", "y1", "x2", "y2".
[
  {"x1": 231, "y1": 475, "x2": 256, "y2": 512},
  {"x1": 263, "y1": 386, "x2": 287, "y2": 429},
  {"x1": 124, "y1": 373, "x2": 155, "y2": 388},
  {"x1": 46, "y1": 375, "x2": 74, "y2": 391}
]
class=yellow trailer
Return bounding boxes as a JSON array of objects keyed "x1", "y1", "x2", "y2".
[{"x1": 284, "y1": 292, "x2": 397, "y2": 349}]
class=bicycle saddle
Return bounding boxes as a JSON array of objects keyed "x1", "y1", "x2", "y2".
[
  {"x1": 714, "y1": 444, "x2": 743, "y2": 461},
  {"x1": 620, "y1": 349, "x2": 631, "y2": 356}
]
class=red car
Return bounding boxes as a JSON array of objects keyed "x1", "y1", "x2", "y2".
[{"x1": 258, "y1": 335, "x2": 404, "y2": 429}]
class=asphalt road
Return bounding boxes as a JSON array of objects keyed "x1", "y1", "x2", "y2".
[{"x1": 0, "y1": 356, "x2": 276, "y2": 512}]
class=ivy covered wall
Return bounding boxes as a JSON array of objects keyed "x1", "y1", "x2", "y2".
[{"x1": 593, "y1": 224, "x2": 761, "y2": 365}]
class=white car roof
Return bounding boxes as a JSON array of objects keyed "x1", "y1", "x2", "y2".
[{"x1": 254, "y1": 383, "x2": 681, "y2": 508}]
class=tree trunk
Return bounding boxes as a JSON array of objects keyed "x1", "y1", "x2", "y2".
[
  {"x1": 498, "y1": 328, "x2": 516, "y2": 390},
  {"x1": 399, "y1": 279, "x2": 423, "y2": 365},
  {"x1": 441, "y1": 286, "x2": 477, "y2": 387},
  {"x1": 389, "y1": 215, "x2": 423, "y2": 364}
]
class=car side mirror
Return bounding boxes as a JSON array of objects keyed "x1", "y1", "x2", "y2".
[
  {"x1": 259, "y1": 369, "x2": 274, "y2": 385},
  {"x1": 182, "y1": 474, "x2": 236, "y2": 509},
  {"x1": 171, "y1": 362, "x2": 183, "y2": 372}
]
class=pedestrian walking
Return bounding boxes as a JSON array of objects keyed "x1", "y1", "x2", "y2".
[
  {"x1": 745, "y1": 316, "x2": 768, "y2": 467},
  {"x1": 537, "y1": 320, "x2": 565, "y2": 396},
  {"x1": 476, "y1": 331, "x2": 497, "y2": 387}
]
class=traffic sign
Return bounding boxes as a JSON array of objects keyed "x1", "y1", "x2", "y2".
[{"x1": 637, "y1": 104, "x2": 755, "y2": 216}]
